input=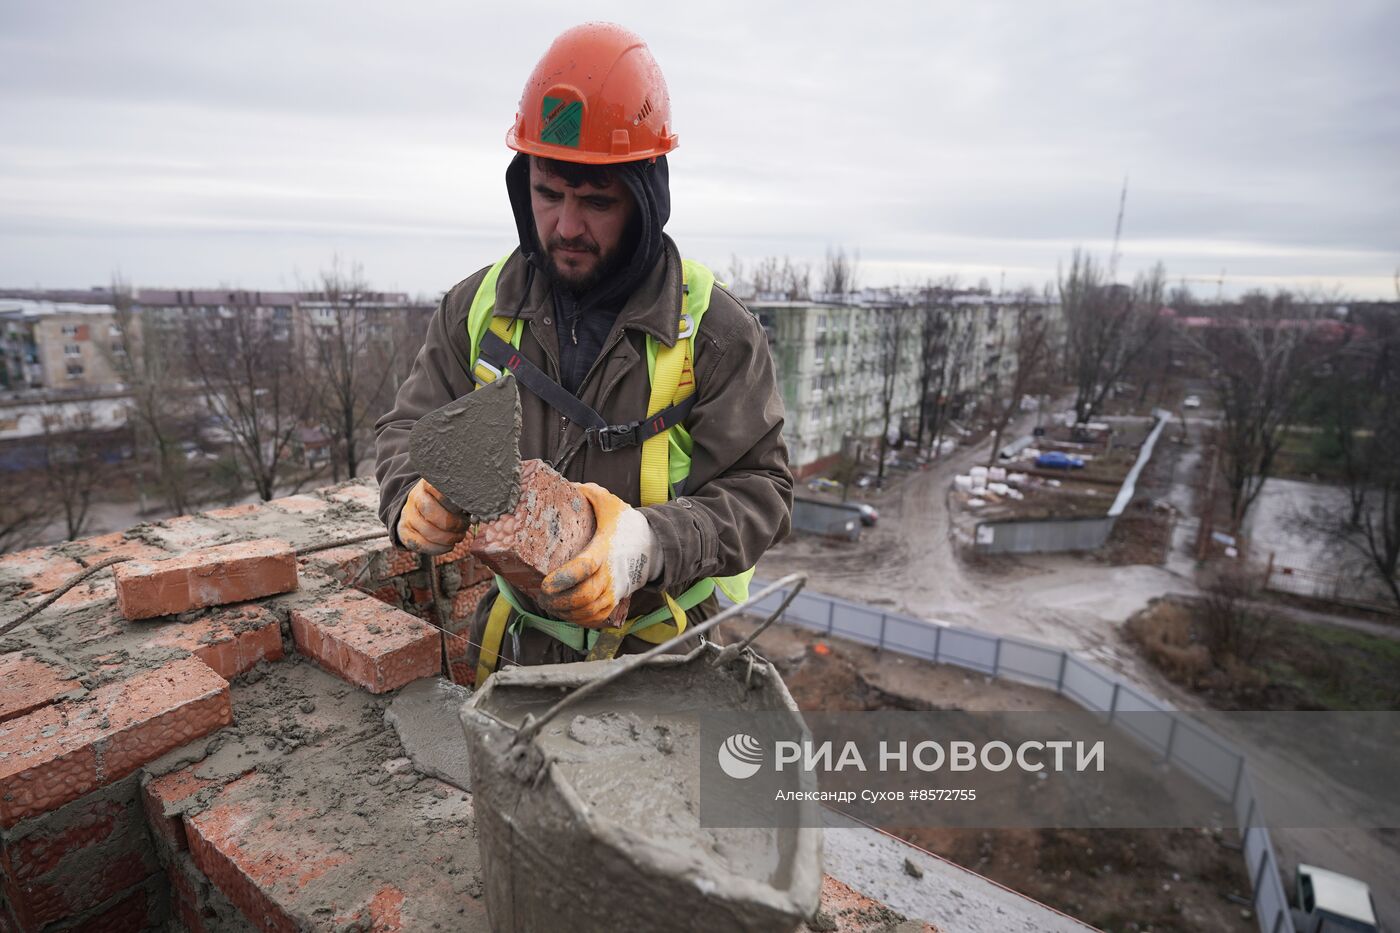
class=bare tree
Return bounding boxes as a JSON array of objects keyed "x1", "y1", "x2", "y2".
[
  {"x1": 913, "y1": 278, "x2": 976, "y2": 456},
  {"x1": 1059, "y1": 251, "x2": 1167, "y2": 422},
  {"x1": 37, "y1": 400, "x2": 105, "y2": 541},
  {"x1": 307, "y1": 260, "x2": 400, "y2": 481},
  {"x1": 821, "y1": 246, "x2": 860, "y2": 297},
  {"x1": 872, "y1": 306, "x2": 911, "y2": 487},
  {"x1": 185, "y1": 302, "x2": 319, "y2": 501},
  {"x1": 750, "y1": 256, "x2": 811, "y2": 301},
  {"x1": 1190, "y1": 290, "x2": 1337, "y2": 535},
  {"x1": 1295, "y1": 302, "x2": 1400, "y2": 608},
  {"x1": 0, "y1": 473, "x2": 46, "y2": 555},
  {"x1": 104, "y1": 276, "x2": 200, "y2": 515},
  {"x1": 985, "y1": 290, "x2": 1053, "y2": 466}
]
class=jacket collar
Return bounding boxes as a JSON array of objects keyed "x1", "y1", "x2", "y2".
[{"x1": 494, "y1": 236, "x2": 685, "y2": 348}]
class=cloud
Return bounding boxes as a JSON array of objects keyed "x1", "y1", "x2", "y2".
[{"x1": 1, "y1": 0, "x2": 1396, "y2": 297}]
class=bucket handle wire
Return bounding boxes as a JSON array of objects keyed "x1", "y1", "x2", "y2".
[{"x1": 510, "y1": 573, "x2": 806, "y2": 747}]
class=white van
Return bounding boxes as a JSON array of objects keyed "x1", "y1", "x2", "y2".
[{"x1": 1291, "y1": 864, "x2": 1381, "y2": 932}]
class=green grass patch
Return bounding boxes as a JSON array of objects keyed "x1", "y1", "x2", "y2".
[{"x1": 1259, "y1": 622, "x2": 1400, "y2": 710}]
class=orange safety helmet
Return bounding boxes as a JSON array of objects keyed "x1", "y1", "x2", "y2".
[{"x1": 506, "y1": 23, "x2": 678, "y2": 165}]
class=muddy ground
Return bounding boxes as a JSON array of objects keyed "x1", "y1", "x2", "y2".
[{"x1": 728, "y1": 619, "x2": 1256, "y2": 933}]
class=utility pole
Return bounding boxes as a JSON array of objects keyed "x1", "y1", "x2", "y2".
[{"x1": 1108, "y1": 175, "x2": 1128, "y2": 285}]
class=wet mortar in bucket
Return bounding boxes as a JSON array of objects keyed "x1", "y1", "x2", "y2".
[{"x1": 460, "y1": 650, "x2": 822, "y2": 933}]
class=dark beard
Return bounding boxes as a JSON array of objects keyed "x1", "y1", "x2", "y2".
[{"x1": 543, "y1": 239, "x2": 627, "y2": 299}]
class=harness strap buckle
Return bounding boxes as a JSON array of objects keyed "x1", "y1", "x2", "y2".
[
  {"x1": 591, "y1": 421, "x2": 642, "y2": 452},
  {"x1": 677, "y1": 313, "x2": 695, "y2": 340}
]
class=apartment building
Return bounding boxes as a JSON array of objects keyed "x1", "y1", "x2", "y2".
[
  {"x1": 0, "y1": 299, "x2": 132, "y2": 391},
  {"x1": 0, "y1": 287, "x2": 430, "y2": 394},
  {"x1": 751, "y1": 291, "x2": 1059, "y2": 478}
]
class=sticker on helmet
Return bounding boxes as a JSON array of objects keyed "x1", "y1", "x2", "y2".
[{"x1": 540, "y1": 96, "x2": 582, "y2": 148}]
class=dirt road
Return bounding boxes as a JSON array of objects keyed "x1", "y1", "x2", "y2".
[
  {"x1": 759, "y1": 423, "x2": 1400, "y2": 929},
  {"x1": 758, "y1": 421, "x2": 1194, "y2": 681}
]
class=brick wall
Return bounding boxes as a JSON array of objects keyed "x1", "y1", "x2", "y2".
[{"x1": 0, "y1": 479, "x2": 493, "y2": 932}]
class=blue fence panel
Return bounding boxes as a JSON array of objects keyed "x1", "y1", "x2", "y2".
[
  {"x1": 995, "y1": 638, "x2": 1064, "y2": 688},
  {"x1": 880, "y1": 615, "x2": 941, "y2": 661},
  {"x1": 1168, "y1": 720, "x2": 1242, "y2": 799},
  {"x1": 829, "y1": 602, "x2": 884, "y2": 647},
  {"x1": 934, "y1": 627, "x2": 997, "y2": 673},
  {"x1": 1061, "y1": 657, "x2": 1116, "y2": 711}
]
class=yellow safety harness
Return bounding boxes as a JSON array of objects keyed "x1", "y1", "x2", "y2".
[{"x1": 467, "y1": 254, "x2": 754, "y2": 684}]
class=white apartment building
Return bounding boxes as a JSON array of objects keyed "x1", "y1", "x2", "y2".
[{"x1": 751, "y1": 292, "x2": 1059, "y2": 478}]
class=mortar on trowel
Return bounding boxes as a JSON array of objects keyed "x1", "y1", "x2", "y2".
[
  {"x1": 409, "y1": 375, "x2": 629, "y2": 630},
  {"x1": 459, "y1": 577, "x2": 823, "y2": 933}
]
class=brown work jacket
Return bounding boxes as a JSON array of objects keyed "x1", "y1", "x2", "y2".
[{"x1": 373, "y1": 236, "x2": 793, "y2": 666}]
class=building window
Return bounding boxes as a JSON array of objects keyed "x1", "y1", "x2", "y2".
[
  {"x1": 64, "y1": 343, "x2": 81, "y2": 357},
  {"x1": 61, "y1": 324, "x2": 79, "y2": 337},
  {"x1": 66, "y1": 363, "x2": 84, "y2": 378},
  {"x1": 108, "y1": 323, "x2": 122, "y2": 337},
  {"x1": 111, "y1": 341, "x2": 127, "y2": 356}
]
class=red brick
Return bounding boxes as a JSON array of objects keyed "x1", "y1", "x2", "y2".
[
  {"x1": 298, "y1": 545, "x2": 372, "y2": 587},
  {"x1": 42, "y1": 577, "x2": 118, "y2": 614},
  {"x1": 148, "y1": 605, "x2": 284, "y2": 681},
  {"x1": 112, "y1": 538, "x2": 298, "y2": 621},
  {"x1": 142, "y1": 769, "x2": 224, "y2": 853},
  {"x1": 204, "y1": 503, "x2": 265, "y2": 520},
  {"x1": 450, "y1": 580, "x2": 492, "y2": 625},
  {"x1": 469, "y1": 459, "x2": 628, "y2": 625},
  {"x1": 2, "y1": 846, "x2": 156, "y2": 930},
  {"x1": 385, "y1": 547, "x2": 420, "y2": 577},
  {"x1": 61, "y1": 532, "x2": 168, "y2": 566},
  {"x1": 454, "y1": 554, "x2": 493, "y2": 587},
  {"x1": 289, "y1": 590, "x2": 440, "y2": 693},
  {"x1": 1, "y1": 780, "x2": 159, "y2": 931},
  {"x1": 0, "y1": 778, "x2": 138, "y2": 884},
  {"x1": 45, "y1": 877, "x2": 167, "y2": 933},
  {"x1": 368, "y1": 583, "x2": 404, "y2": 608},
  {"x1": 324, "y1": 483, "x2": 379, "y2": 510},
  {"x1": 0, "y1": 658, "x2": 232, "y2": 828},
  {"x1": 0, "y1": 654, "x2": 78, "y2": 724},
  {"x1": 0, "y1": 547, "x2": 83, "y2": 596},
  {"x1": 137, "y1": 515, "x2": 233, "y2": 554},
  {"x1": 184, "y1": 773, "x2": 348, "y2": 933},
  {"x1": 268, "y1": 494, "x2": 328, "y2": 515}
]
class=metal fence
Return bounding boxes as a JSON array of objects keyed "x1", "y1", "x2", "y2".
[
  {"x1": 973, "y1": 409, "x2": 1172, "y2": 555},
  {"x1": 724, "y1": 580, "x2": 1293, "y2": 933},
  {"x1": 1262, "y1": 557, "x2": 1394, "y2": 614}
]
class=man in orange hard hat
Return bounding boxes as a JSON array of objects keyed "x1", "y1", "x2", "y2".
[{"x1": 374, "y1": 23, "x2": 792, "y2": 679}]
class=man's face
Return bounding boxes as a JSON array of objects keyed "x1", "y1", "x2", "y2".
[{"x1": 529, "y1": 159, "x2": 637, "y2": 295}]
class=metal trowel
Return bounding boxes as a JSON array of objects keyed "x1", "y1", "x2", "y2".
[{"x1": 409, "y1": 375, "x2": 523, "y2": 522}]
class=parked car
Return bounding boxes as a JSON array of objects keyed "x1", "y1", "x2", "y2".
[
  {"x1": 1183, "y1": 394, "x2": 1202, "y2": 409},
  {"x1": 856, "y1": 504, "x2": 879, "y2": 527},
  {"x1": 1035, "y1": 451, "x2": 1084, "y2": 470},
  {"x1": 1290, "y1": 864, "x2": 1379, "y2": 933},
  {"x1": 807, "y1": 477, "x2": 841, "y2": 493}
]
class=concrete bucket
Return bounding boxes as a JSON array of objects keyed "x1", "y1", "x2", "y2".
[{"x1": 459, "y1": 575, "x2": 822, "y2": 933}]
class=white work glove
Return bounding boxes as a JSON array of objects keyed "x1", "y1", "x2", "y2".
[
  {"x1": 539, "y1": 483, "x2": 661, "y2": 627},
  {"x1": 397, "y1": 478, "x2": 468, "y2": 555}
]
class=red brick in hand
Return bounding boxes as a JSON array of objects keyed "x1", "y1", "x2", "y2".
[
  {"x1": 0, "y1": 657, "x2": 232, "y2": 828},
  {"x1": 112, "y1": 538, "x2": 298, "y2": 621},
  {"x1": 289, "y1": 590, "x2": 439, "y2": 693},
  {"x1": 469, "y1": 459, "x2": 629, "y2": 626}
]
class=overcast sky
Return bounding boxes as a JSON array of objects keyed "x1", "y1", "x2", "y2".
[{"x1": 2, "y1": 0, "x2": 1396, "y2": 300}]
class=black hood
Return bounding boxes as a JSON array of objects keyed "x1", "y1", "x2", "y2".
[{"x1": 505, "y1": 152, "x2": 671, "y2": 312}]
